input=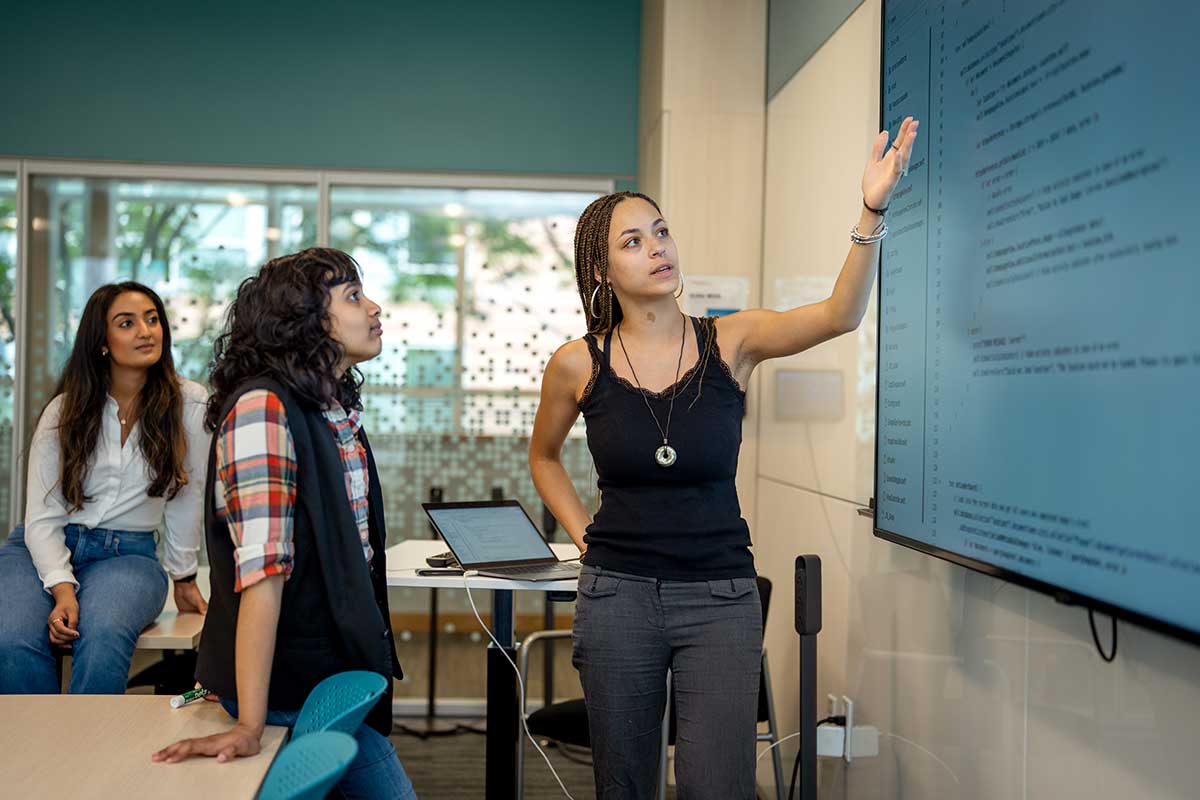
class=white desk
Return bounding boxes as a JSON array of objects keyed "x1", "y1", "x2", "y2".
[
  {"x1": 385, "y1": 539, "x2": 580, "y2": 799},
  {"x1": 137, "y1": 566, "x2": 211, "y2": 650},
  {"x1": 135, "y1": 611, "x2": 205, "y2": 650},
  {"x1": 384, "y1": 539, "x2": 579, "y2": 590},
  {"x1": 0, "y1": 695, "x2": 287, "y2": 799}
]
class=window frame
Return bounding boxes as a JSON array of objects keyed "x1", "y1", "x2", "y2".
[{"x1": 5, "y1": 156, "x2": 612, "y2": 528}]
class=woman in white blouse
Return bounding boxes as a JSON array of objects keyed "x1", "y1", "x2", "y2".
[{"x1": 0, "y1": 282, "x2": 209, "y2": 694}]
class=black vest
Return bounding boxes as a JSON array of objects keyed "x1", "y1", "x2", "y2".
[{"x1": 195, "y1": 378, "x2": 402, "y2": 736}]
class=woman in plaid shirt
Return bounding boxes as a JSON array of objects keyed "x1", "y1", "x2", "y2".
[{"x1": 154, "y1": 248, "x2": 416, "y2": 800}]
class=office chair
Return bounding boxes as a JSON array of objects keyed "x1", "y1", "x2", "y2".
[
  {"x1": 292, "y1": 670, "x2": 389, "y2": 739},
  {"x1": 257, "y1": 730, "x2": 359, "y2": 800},
  {"x1": 515, "y1": 575, "x2": 785, "y2": 800}
]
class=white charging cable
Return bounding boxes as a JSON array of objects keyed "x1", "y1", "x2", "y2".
[
  {"x1": 756, "y1": 730, "x2": 800, "y2": 763},
  {"x1": 883, "y1": 732, "x2": 960, "y2": 784},
  {"x1": 462, "y1": 571, "x2": 576, "y2": 800}
]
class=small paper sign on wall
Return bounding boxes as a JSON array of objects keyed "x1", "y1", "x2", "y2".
[{"x1": 680, "y1": 275, "x2": 750, "y2": 318}]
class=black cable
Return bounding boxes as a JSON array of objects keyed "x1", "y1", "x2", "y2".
[
  {"x1": 788, "y1": 716, "x2": 846, "y2": 797},
  {"x1": 787, "y1": 746, "x2": 801, "y2": 800},
  {"x1": 1088, "y1": 608, "x2": 1118, "y2": 662}
]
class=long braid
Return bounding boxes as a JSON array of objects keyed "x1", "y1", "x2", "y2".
[{"x1": 574, "y1": 191, "x2": 661, "y2": 334}]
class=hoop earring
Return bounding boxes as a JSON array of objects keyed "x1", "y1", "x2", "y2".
[
  {"x1": 673, "y1": 270, "x2": 685, "y2": 299},
  {"x1": 589, "y1": 283, "x2": 607, "y2": 319}
]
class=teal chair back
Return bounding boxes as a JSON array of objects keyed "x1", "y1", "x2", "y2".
[
  {"x1": 257, "y1": 731, "x2": 358, "y2": 800},
  {"x1": 292, "y1": 670, "x2": 389, "y2": 739}
]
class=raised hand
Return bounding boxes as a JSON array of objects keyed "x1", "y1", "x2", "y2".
[{"x1": 863, "y1": 116, "x2": 919, "y2": 211}]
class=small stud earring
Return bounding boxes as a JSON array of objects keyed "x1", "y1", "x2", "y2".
[{"x1": 101, "y1": 348, "x2": 109, "y2": 356}]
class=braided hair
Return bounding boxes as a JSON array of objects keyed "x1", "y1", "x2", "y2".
[
  {"x1": 572, "y1": 192, "x2": 720, "y2": 409},
  {"x1": 574, "y1": 191, "x2": 662, "y2": 334}
]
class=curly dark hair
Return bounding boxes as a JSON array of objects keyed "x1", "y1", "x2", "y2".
[
  {"x1": 206, "y1": 247, "x2": 365, "y2": 431},
  {"x1": 51, "y1": 282, "x2": 188, "y2": 512}
]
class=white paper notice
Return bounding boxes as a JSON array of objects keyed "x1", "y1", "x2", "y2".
[{"x1": 680, "y1": 275, "x2": 749, "y2": 318}]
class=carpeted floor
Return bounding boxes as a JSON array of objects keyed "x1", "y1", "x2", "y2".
[
  {"x1": 390, "y1": 723, "x2": 667, "y2": 799},
  {"x1": 390, "y1": 724, "x2": 786, "y2": 799}
]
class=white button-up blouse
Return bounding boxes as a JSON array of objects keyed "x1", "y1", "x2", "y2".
[{"x1": 22, "y1": 379, "x2": 210, "y2": 591}]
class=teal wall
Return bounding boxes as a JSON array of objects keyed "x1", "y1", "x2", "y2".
[
  {"x1": 768, "y1": 0, "x2": 865, "y2": 100},
  {"x1": 3, "y1": 0, "x2": 640, "y2": 177}
]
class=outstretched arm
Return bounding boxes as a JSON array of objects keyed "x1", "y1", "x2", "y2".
[{"x1": 721, "y1": 116, "x2": 920, "y2": 369}]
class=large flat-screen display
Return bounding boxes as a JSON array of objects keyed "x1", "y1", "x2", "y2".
[{"x1": 875, "y1": 0, "x2": 1200, "y2": 644}]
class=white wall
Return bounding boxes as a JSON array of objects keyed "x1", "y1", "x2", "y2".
[{"x1": 758, "y1": 2, "x2": 1200, "y2": 797}]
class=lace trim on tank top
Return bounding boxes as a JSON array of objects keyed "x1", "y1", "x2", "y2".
[
  {"x1": 606, "y1": 359, "x2": 705, "y2": 400},
  {"x1": 580, "y1": 317, "x2": 744, "y2": 407},
  {"x1": 578, "y1": 336, "x2": 603, "y2": 408}
]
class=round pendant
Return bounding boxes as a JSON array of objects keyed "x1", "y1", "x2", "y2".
[{"x1": 655, "y1": 444, "x2": 677, "y2": 468}]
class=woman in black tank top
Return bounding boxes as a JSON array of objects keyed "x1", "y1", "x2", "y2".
[{"x1": 529, "y1": 118, "x2": 919, "y2": 799}]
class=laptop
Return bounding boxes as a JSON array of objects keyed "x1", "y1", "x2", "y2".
[{"x1": 421, "y1": 500, "x2": 581, "y2": 581}]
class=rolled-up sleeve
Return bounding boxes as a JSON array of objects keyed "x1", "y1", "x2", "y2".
[{"x1": 214, "y1": 390, "x2": 297, "y2": 592}]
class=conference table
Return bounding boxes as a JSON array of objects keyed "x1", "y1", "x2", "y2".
[
  {"x1": 385, "y1": 539, "x2": 579, "y2": 799},
  {"x1": 0, "y1": 695, "x2": 287, "y2": 798}
]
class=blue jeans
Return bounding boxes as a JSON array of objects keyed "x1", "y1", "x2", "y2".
[
  {"x1": 572, "y1": 565, "x2": 763, "y2": 800},
  {"x1": 0, "y1": 524, "x2": 168, "y2": 694},
  {"x1": 221, "y1": 699, "x2": 417, "y2": 800}
]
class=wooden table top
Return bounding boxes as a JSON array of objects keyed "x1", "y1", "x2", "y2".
[{"x1": 0, "y1": 695, "x2": 287, "y2": 799}]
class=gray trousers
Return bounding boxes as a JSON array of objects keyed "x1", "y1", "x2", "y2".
[{"x1": 571, "y1": 564, "x2": 763, "y2": 800}]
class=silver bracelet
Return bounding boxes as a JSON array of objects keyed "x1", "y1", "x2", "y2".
[{"x1": 850, "y1": 221, "x2": 888, "y2": 245}]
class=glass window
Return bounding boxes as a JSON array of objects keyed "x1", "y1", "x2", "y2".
[
  {"x1": 328, "y1": 185, "x2": 599, "y2": 528},
  {"x1": 22, "y1": 177, "x2": 318, "y2": 437},
  {"x1": 330, "y1": 185, "x2": 600, "y2": 702},
  {"x1": 14, "y1": 171, "x2": 604, "y2": 707},
  {"x1": 0, "y1": 174, "x2": 16, "y2": 525}
]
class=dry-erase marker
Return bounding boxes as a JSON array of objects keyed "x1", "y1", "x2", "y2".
[{"x1": 170, "y1": 688, "x2": 212, "y2": 708}]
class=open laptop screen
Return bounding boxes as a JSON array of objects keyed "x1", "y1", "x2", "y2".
[{"x1": 424, "y1": 502, "x2": 556, "y2": 567}]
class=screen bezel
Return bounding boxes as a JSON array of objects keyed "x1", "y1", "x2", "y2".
[
  {"x1": 421, "y1": 499, "x2": 558, "y2": 569},
  {"x1": 872, "y1": 0, "x2": 1200, "y2": 648}
]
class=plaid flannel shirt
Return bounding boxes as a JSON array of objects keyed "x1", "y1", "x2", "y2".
[{"x1": 214, "y1": 389, "x2": 373, "y2": 592}]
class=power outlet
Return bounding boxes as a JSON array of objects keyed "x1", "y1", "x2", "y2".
[
  {"x1": 849, "y1": 725, "x2": 880, "y2": 758},
  {"x1": 817, "y1": 695, "x2": 879, "y2": 761},
  {"x1": 816, "y1": 725, "x2": 880, "y2": 759},
  {"x1": 817, "y1": 725, "x2": 845, "y2": 758}
]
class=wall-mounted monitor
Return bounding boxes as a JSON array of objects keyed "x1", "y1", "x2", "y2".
[{"x1": 875, "y1": 0, "x2": 1200, "y2": 644}]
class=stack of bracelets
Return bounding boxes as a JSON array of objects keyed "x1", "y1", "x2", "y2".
[{"x1": 851, "y1": 198, "x2": 889, "y2": 244}]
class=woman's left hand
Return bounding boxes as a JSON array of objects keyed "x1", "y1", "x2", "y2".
[
  {"x1": 863, "y1": 116, "x2": 919, "y2": 211},
  {"x1": 153, "y1": 722, "x2": 262, "y2": 764},
  {"x1": 174, "y1": 580, "x2": 208, "y2": 615}
]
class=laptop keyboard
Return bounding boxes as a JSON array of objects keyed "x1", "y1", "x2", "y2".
[{"x1": 483, "y1": 564, "x2": 579, "y2": 579}]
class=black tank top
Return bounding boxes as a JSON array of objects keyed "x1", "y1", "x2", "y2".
[{"x1": 578, "y1": 316, "x2": 756, "y2": 580}]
